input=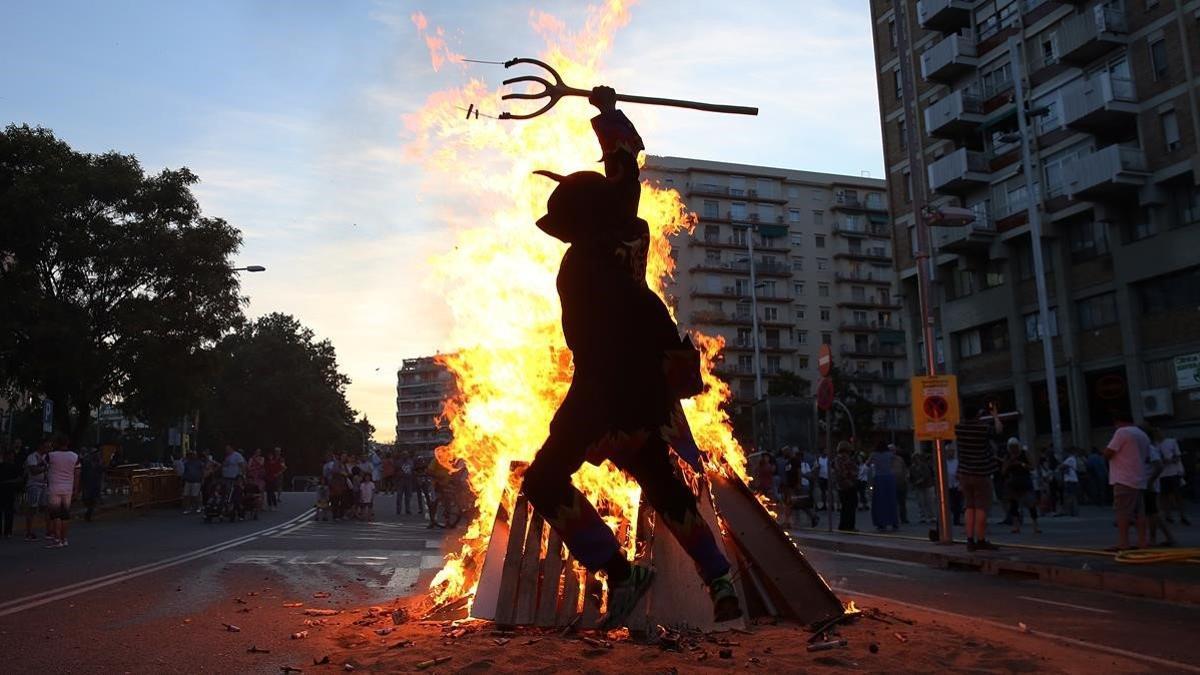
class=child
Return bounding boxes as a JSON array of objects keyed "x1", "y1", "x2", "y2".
[
  {"x1": 358, "y1": 475, "x2": 375, "y2": 521},
  {"x1": 349, "y1": 466, "x2": 363, "y2": 520},
  {"x1": 315, "y1": 484, "x2": 331, "y2": 521}
]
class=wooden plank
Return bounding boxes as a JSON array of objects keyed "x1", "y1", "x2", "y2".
[
  {"x1": 512, "y1": 512, "x2": 545, "y2": 625},
  {"x1": 623, "y1": 502, "x2": 656, "y2": 636},
  {"x1": 470, "y1": 498, "x2": 514, "y2": 620},
  {"x1": 579, "y1": 571, "x2": 601, "y2": 629},
  {"x1": 709, "y1": 470, "x2": 844, "y2": 625},
  {"x1": 556, "y1": 555, "x2": 581, "y2": 627},
  {"x1": 534, "y1": 530, "x2": 564, "y2": 627},
  {"x1": 493, "y1": 494, "x2": 530, "y2": 626}
]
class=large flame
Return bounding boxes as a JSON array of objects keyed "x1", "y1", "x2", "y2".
[{"x1": 405, "y1": 2, "x2": 748, "y2": 606}]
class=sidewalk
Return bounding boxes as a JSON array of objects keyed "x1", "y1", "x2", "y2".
[{"x1": 788, "y1": 501, "x2": 1200, "y2": 605}]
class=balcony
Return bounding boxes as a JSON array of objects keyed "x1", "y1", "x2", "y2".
[
  {"x1": 834, "y1": 270, "x2": 894, "y2": 285},
  {"x1": 833, "y1": 246, "x2": 891, "y2": 263},
  {"x1": 933, "y1": 211, "x2": 997, "y2": 254},
  {"x1": 839, "y1": 319, "x2": 902, "y2": 333},
  {"x1": 1061, "y1": 74, "x2": 1137, "y2": 138},
  {"x1": 837, "y1": 298, "x2": 903, "y2": 310},
  {"x1": 921, "y1": 32, "x2": 978, "y2": 83},
  {"x1": 1059, "y1": 5, "x2": 1128, "y2": 65},
  {"x1": 928, "y1": 147, "x2": 989, "y2": 195},
  {"x1": 840, "y1": 343, "x2": 905, "y2": 358},
  {"x1": 1062, "y1": 145, "x2": 1148, "y2": 200},
  {"x1": 925, "y1": 89, "x2": 984, "y2": 139},
  {"x1": 689, "y1": 260, "x2": 793, "y2": 278},
  {"x1": 917, "y1": 0, "x2": 972, "y2": 32},
  {"x1": 831, "y1": 220, "x2": 890, "y2": 239},
  {"x1": 688, "y1": 235, "x2": 790, "y2": 253}
]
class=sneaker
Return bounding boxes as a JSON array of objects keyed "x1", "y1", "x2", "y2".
[
  {"x1": 600, "y1": 564, "x2": 655, "y2": 630},
  {"x1": 707, "y1": 573, "x2": 743, "y2": 622},
  {"x1": 976, "y1": 540, "x2": 999, "y2": 551}
]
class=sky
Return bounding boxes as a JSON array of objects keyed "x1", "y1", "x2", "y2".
[{"x1": 1, "y1": 1, "x2": 884, "y2": 442}]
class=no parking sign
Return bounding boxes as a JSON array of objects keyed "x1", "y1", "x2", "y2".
[{"x1": 911, "y1": 375, "x2": 960, "y2": 441}]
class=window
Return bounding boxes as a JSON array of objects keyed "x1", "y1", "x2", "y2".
[
  {"x1": 732, "y1": 228, "x2": 747, "y2": 245},
  {"x1": 1034, "y1": 93, "x2": 1061, "y2": 135},
  {"x1": 766, "y1": 356, "x2": 782, "y2": 375},
  {"x1": 787, "y1": 185, "x2": 800, "y2": 199},
  {"x1": 790, "y1": 234, "x2": 804, "y2": 248},
  {"x1": 816, "y1": 257, "x2": 829, "y2": 271},
  {"x1": 898, "y1": 118, "x2": 907, "y2": 151},
  {"x1": 735, "y1": 302, "x2": 751, "y2": 319},
  {"x1": 708, "y1": 300, "x2": 723, "y2": 312},
  {"x1": 730, "y1": 175, "x2": 746, "y2": 196},
  {"x1": 789, "y1": 208, "x2": 801, "y2": 223},
  {"x1": 956, "y1": 320, "x2": 1007, "y2": 358},
  {"x1": 1161, "y1": 110, "x2": 1181, "y2": 152},
  {"x1": 1040, "y1": 34, "x2": 1058, "y2": 67},
  {"x1": 1078, "y1": 293, "x2": 1118, "y2": 330},
  {"x1": 815, "y1": 234, "x2": 826, "y2": 248},
  {"x1": 736, "y1": 327, "x2": 752, "y2": 347},
  {"x1": 760, "y1": 280, "x2": 777, "y2": 298},
  {"x1": 907, "y1": 226, "x2": 917, "y2": 255},
  {"x1": 702, "y1": 200, "x2": 719, "y2": 218},
  {"x1": 982, "y1": 260, "x2": 1005, "y2": 288},
  {"x1": 853, "y1": 310, "x2": 868, "y2": 325},
  {"x1": 819, "y1": 307, "x2": 831, "y2": 321},
  {"x1": 791, "y1": 256, "x2": 804, "y2": 271},
  {"x1": 882, "y1": 361, "x2": 896, "y2": 379},
  {"x1": 703, "y1": 225, "x2": 720, "y2": 243},
  {"x1": 764, "y1": 306, "x2": 778, "y2": 321},
  {"x1": 1170, "y1": 184, "x2": 1200, "y2": 228},
  {"x1": 1126, "y1": 220, "x2": 1155, "y2": 242},
  {"x1": 797, "y1": 330, "x2": 809, "y2": 345},
  {"x1": 951, "y1": 269, "x2": 976, "y2": 299},
  {"x1": 1068, "y1": 220, "x2": 1109, "y2": 261},
  {"x1": 758, "y1": 205, "x2": 775, "y2": 222},
  {"x1": 1150, "y1": 37, "x2": 1168, "y2": 81},
  {"x1": 1016, "y1": 240, "x2": 1055, "y2": 279},
  {"x1": 738, "y1": 354, "x2": 753, "y2": 370},
  {"x1": 851, "y1": 286, "x2": 866, "y2": 301},
  {"x1": 818, "y1": 283, "x2": 830, "y2": 297},
  {"x1": 735, "y1": 278, "x2": 750, "y2": 296},
  {"x1": 812, "y1": 210, "x2": 823, "y2": 226},
  {"x1": 903, "y1": 172, "x2": 912, "y2": 204},
  {"x1": 794, "y1": 282, "x2": 805, "y2": 296},
  {"x1": 1023, "y1": 309, "x2": 1059, "y2": 342},
  {"x1": 893, "y1": 69, "x2": 902, "y2": 99},
  {"x1": 821, "y1": 332, "x2": 833, "y2": 346},
  {"x1": 1138, "y1": 266, "x2": 1200, "y2": 313},
  {"x1": 705, "y1": 249, "x2": 721, "y2": 263},
  {"x1": 798, "y1": 356, "x2": 810, "y2": 369},
  {"x1": 887, "y1": 19, "x2": 896, "y2": 49},
  {"x1": 730, "y1": 202, "x2": 747, "y2": 220},
  {"x1": 795, "y1": 305, "x2": 807, "y2": 320},
  {"x1": 865, "y1": 193, "x2": 885, "y2": 210}
]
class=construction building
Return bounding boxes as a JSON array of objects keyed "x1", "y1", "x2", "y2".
[
  {"x1": 394, "y1": 356, "x2": 454, "y2": 458},
  {"x1": 870, "y1": 0, "x2": 1200, "y2": 447},
  {"x1": 643, "y1": 156, "x2": 912, "y2": 434}
]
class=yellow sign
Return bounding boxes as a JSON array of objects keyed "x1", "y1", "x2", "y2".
[{"x1": 911, "y1": 375, "x2": 960, "y2": 441}]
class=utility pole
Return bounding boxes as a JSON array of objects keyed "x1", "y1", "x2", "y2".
[
  {"x1": 1009, "y1": 37, "x2": 1065, "y2": 461},
  {"x1": 745, "y1": 228, "x2": 764, "y2": 401}
]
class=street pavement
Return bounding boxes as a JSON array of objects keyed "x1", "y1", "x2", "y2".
[{"x1": 1, "y1": 491, "x2": 1198, "y2": 672}]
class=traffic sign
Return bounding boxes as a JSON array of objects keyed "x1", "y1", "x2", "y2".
[
  {"x1": 816, "y1": 377, "x2": 834, "y2": 411},
  {"x1": 911, "y1": 375, "x2": 960, "y2": 441},
  {"x1": 818, "y1": 344, "x2": 832, "y2": 377},
  {"x1": 42, "y1": 399, "x2": 53, "y2": 434}
]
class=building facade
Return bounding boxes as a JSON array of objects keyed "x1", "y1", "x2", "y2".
[
  {"x1": 870, "y1": 0, "x2": 1200, "y2": 447},
  {"x1": 394, "y1": 356, "x2": 454, "y2": 458},
  {"x1": 643, "y1": 156, "x2": 912, "y2": 434}
]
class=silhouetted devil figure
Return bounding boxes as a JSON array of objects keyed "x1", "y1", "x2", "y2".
[{"x1": 520, "y1": 86, "x2": 741, "y2": 628}]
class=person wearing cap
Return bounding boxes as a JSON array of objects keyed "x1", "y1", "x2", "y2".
[{"x1": 954, "y1": 403, "x2": 1003, "y2": 551}]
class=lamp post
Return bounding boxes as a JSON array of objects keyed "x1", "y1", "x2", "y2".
[
  {"x1": 231, "y1": 265, "x2": 267, "y2": 273},
  {"x1": 345, "y1": 423, "x2": 367, "y2": 456}
]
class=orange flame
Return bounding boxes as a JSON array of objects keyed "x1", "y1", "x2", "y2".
[{"x1": 405, "y1": 2, "x2": 747, "y2": 606}]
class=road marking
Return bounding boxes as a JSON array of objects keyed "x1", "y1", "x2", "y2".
[
  {"x1": 855, "y1": 567, "x2": 909, "y2": 580},
  {"x1": 818, "y1": 550, "x2": 924, "y2": 567},
  {"x1": 842, "y1": 588, "x2": 1200, "y2": 674},
  {"x1": 1017, "y1": 595, "x2": 1113, "y2": 615},
  {"x1": 0, "y1": 510, "x2": 313, "y2": 618}
]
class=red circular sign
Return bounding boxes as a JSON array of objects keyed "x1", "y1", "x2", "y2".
[
  {"x1": 818, "y1": 344, "x2": 833, "y2": 378},
  {"x1": 817, "y1": 377, "x2": 834, "y2": 411},
  {"x1": 923, "y1": 395, "x2": 949, "y2": 421}
]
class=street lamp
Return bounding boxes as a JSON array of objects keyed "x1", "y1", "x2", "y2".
[
  {"x1": 735, "y1": 255, "x2": 766, "y2": 400},
  {"x1": 231, "y1": 265, "x2": 266, "y2": 273}
]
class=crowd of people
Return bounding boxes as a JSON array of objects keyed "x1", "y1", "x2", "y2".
[
  {"x1": 749, "y1": 405, "x2": 1193, "y2": 552},
  {"x1": 315, "y1": 448, "x2": 469, "y2": 529}
]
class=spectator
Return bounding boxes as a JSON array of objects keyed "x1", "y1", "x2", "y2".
[
  {"x1": 945, "y1": 443, "x2": 963, "y2": 526},
  {"x1": 1144, "y1": 434, "x2": 1176, "y2": 547},
  {"x1": 358, "y1": 473, "x2": 376, "y2": 520},
  {"x1": 869, "y1": 442, "x2": 899, "y2": 532},
  {"x1": 892, "y1": 446, "x2": 909, "y2": 525},
  {"x1": 1104, "y1": 414, "x2": 1151, "y2": 551},
  {"x1": 44, "y1": 435, "x2": 79, "y2": 548},
  {"x1": 754, "y1": 454, "x2": 775, "y2": 498},
  {"x1": 1001, "y1": 440, "x2": 1040, "y2": 535},
  {"x1": 909, "y1": 451, "x2": 935, "y2": 524},
  {"x1": 221, "y1": 444, "x2": 246, "y2": 485},
  {"x1": 264, "y1": 447, "x2": 286, "y2": 511},
  {"x1": 1154, "y1": 430, "x2": 1188, "y2": 525},
  {"x1": 396, "y1": 451, "x2": 416, "y2": 515},
  {"x1": 835, "y1": 441, "x2": 859, "y2": 532},
  {"x1": 1058, "y1": 448, "x2": 1080, "y2": 517},
  {"x1": 955, "y1": 404, "x2": 1003, "y2": 551},
  {"x1": 80, "y1": 448, "x2": 104, "y2": 521},
  {"x1": 774, "y1": 449, "x2": 790, "y2": 504},
  {"x1": 793, "y1": 452, "x2": 818, "y2": 528},
  {"x1": 0, "y1": 448, "x2": 20, "y2": 538},
  {"x1": 247, "y1": 448, "x2": 266, "y2": 492},
  {"x1": 1086, "y1": 447, "x2": 1109, "y2": 506},
  {"x1": 816, "y1": 453, "x2": 830, "y2": 511},
  {"x1": 23, "y1": 440, "x2": 50, "y2": 541},
  {"x1": 381, "y1": 451, "x2": 395, "y2": 495},
  {"x1": 369, "y1": 447, "x2": 383, "y2": 486},
  {"x1": 856, "y1": 454, "x2": 870, "y2": 511},
  {"x1": 181, "y1": 451, "x2": 204, "y2": 514}
]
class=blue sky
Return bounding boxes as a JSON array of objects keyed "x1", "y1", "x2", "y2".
[{"x1": 2, "y1": 1, "x2": 884, "y2": 440}]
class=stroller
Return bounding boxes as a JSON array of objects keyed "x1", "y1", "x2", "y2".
[
  {"x1": 203, "y1": 480, "x2": 234, "y2": 523},
  {"x1": 241, "y1": 482, "x2": 263, "y2": 521}
]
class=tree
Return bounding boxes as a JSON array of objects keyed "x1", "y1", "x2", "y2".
[
  {"x1": 0, "y1": 125, "x2": 244, "y2": 440},
  {"x1": 827, "y1": 364, "x2": 877, "y2": 440},
  {"x1": 197, "y1": 313, "x2": 359, "y2": 476},
  {"x1": 767, "y1": 370, "x2": 811, "y2": 397}
]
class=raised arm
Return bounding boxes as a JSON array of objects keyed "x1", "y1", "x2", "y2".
[{"x1": 589, "y1": 86, "x2": 644, "y2": 207}]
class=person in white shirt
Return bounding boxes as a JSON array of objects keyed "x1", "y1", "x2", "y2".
[
  {"x1": 1153, "y1": 431, "x2": 1189, "y2": 526},
  {"x1": 44, "y1": 435, "x2": 79, "y2": 548},
  {"x1": 1058, "y1": 450, "x2": 1080, "y2": 517},
  {"x1": 23, "y1": 441, "x2": 50, "y2": 541},
  {"x1": 1144, "y1": 439, "x2": 1176, "y2": 547},
  {"x1": 221, "y1": 445, "x2": 246, "y2": 483},
  {"x1": 1104, "y1": 418, "x2": 1151, "y2": 551}
]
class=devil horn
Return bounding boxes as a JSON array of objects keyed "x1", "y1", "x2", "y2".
[{"x1": 532, "y1": 170, "x2": 566, "y2": 182}]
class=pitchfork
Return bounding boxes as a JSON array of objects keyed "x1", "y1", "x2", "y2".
[{"x1": 494, "y1": 57, "x2": 758, "y2": 120}]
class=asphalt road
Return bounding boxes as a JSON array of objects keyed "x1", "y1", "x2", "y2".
[
  {"x1": 2, "y1": 492, "x2": 1198, "y2": 673},
  {"x1": 0, "y1": 492, "x2": 451, "y2": 674}
]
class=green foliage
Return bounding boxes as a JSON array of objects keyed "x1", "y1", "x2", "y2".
[
  {"x1": 767, "y1": 370, "x2": 811, "y2": 397},
  {"x1": 827, "y1": 364, "x2": 877, "y2": 440},
  {"x1": 0, "y1": 124, "x2": 244, "y2": 439},
  {"x1": 197, "y1": 313, "x2": 359, "y2": 475}
]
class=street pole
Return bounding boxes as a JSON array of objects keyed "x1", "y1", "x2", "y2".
[
  {"x1": 746, "y1": 227, "x2": 764, "y2": 401},
  {"x1": 892, "y1": 0, "x2": 952, "y2": 544},
  {"x1": 1009, "y1": 37, "x2": 1065, "y2": 461}
]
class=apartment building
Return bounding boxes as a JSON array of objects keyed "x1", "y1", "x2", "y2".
[
  {"x1": 642, "y1": 156, "x2": 912, "y2": 433},
  {"x1": 870, "y1": 0, "x2": 1200, "y2": 447},
  {"x1": 394, "y1": 356, "x2": 454, "y2": 458}
]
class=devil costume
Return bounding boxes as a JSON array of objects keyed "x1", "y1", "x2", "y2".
[{"x1": 521, "y1": 105, "x2": 732, "y2": 593}]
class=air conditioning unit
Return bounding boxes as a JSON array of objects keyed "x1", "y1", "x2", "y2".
[{"x1": 1142, "y1": 388, "x2": 1174, "y2": 418}]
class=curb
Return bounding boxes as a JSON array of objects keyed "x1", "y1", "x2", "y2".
[{"x1": 791, "y1": 532, "x2": 1200, "y2": 606}]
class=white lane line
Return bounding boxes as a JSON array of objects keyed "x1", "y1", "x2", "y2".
[
  {"x1": 855, "y1": 567, "x2": 909, "y2": 580},
  {"x1": 1017, "y1": 595, "x2": 1114, "y2": 615},
  {"x1": 818, "y1": 550, "x2": 924, "y2": 567},
  {"x1": 842, "y1": 588, "x2": 1200, "y2": 674},
  {"x1": 0, "y1": 509, "x2": 313, "y2": 618}
]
